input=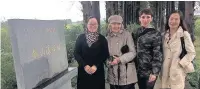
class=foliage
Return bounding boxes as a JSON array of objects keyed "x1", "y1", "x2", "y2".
[
  {"x1": 194, "y1": 18, "x2": 200, "y2": 38},
  {"x1": 100, "y1": 22, "x2": 108, "y2": 36},
  {"x1": 126, "y1": 23, "x2": 141, "y2": 33},
  {"x1": 187, "y1": 18, "x2": 200, "y2": 89},
  {"x1": 65, "y1": 24, "x2": 84, "y2": 62},
  {"x1": 1, "y1": 24, "x2": 17, "y2": 89}
]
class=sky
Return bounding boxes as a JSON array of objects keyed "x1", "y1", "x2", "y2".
[
  {"x1": 0, "y1": 0, "x2": 106, "y2": 22},
  {"x1": 0, "y1": 0, "x2": 199, "y2": 22}
]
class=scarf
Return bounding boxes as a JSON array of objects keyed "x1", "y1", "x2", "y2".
[{"x1": 85, "y1": 29, "x2": 99, "y2": 47}]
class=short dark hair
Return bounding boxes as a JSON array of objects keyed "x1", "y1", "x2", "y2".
[
  {"x1": 165, "y1": 10, "x2": 188, "y2": 31},
  {"x1": 139, "y1": 8, "x2": 153, "y2": 17}
]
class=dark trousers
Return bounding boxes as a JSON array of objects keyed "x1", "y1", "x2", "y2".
[
  {"x1": 137, "y1": 74, "x2": 157, "y2": 89},
  {"x1": 110, "y1": 83, "x2": 135, "y2": 89}
]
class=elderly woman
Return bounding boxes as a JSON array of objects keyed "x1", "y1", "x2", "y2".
[
  {"x1": 106, "y1": 15, "x2": 137, "y2": 89},
  {"x1": 160, "y1": 10, "x2": 196, "y2": 89},
  {"x1": 74, "y1": 16, "x2": 109, "y2": 89}
]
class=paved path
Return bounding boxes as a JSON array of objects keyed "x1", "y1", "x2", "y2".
[{"x1": 105, "y1": 78, "x2": 161, "y2": 89}]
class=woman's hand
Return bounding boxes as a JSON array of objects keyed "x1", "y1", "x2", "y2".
[
  {"x1": 84, "y1": 65, "x2": 92, "y2": 74},
  {"x1": 90, "y1": 65, "x2": 97, "y2": 74},
  {"x1": 110, "y1": 56, "x2": 120, "y2": 65},
  {"x1": 84, "y1": 65, "x2": 97, "y2": 74},
  {"x1": 148, "y1": 74, "x2": 157, "y2": 82}
]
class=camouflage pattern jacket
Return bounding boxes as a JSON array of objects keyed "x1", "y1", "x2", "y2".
[{"x1": 132, "y1": 27, "x2": 163, "y2": 77}]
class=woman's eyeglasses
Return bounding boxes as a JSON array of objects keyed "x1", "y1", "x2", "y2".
[{"x1": 88, "y1": 24, "x2": 98, "y2": 26}]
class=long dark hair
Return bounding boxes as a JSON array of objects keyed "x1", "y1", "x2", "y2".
[{"x1": 165, "y1": 10, "x2": 188, "y2": 32}]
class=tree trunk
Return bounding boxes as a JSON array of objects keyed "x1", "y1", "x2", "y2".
[
  {"x1": 106, "y1": 1, "x2": 112, "y2": 23},
  {"x1": 149, "y1": 1, "x2": 167, "y2": 31},
  {"x1": 81, "y1": 1, "x2": 92, "y2": 29},
  {"x1": 120, "y1": 1, "x2": 124, "y2": 18},
  {"x1": 106, "y1": 1, "x2": 142, "y2": 27},
  {"x1": 149, "y1": 1, "x2": 158, "y2": 28},
  {"x1": 91, "y1": 1, "x2": 101, "y2": 32},
  {"x1": 179, "y1": 1, "x2": 185, "y2": 18},
  {"x1": 159, "y1": 2, "x2": 166, "y2": 32},
  {"x1": 164, "y1": 1, "x2": 175, "y2": 32},
  {"x1": 140, "y1": 1, "x2": 149, "y2": 10},
  {"x1": 123, "y1": 1, "x2": 140, "y2": 28},
  {"x1": 179, "y1": 1, "x2": 195, "y2": 42},
  {"x1": 184, "y1": 1, "x2": 195, "y2": 42},
  {"x1": 81, "y1": 1, "x2": 100, "y2": 31},
  {"x1": 106, "y1": 1, "x2": 119, "y2": 23},
  {"x1": 113, "y1": 1, "x2": 118, "y2": 14},
  {"x1": 166, "y1": 1, "x2": 175, "y2": 18}
]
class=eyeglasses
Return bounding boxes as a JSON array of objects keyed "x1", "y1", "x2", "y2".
[
  {"x1": 88, "y1": 23, "x2": 98, "y2": 26},
  {"x1": 111, "y1": 23, "x2": 121, "y2": 25}
]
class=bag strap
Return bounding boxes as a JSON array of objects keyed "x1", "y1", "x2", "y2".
[
  {"x1": 180, "y1": 30, "x2": 185, "y2": 48},
  {"x1": 180, "y1": 37, "x2": 185, "y2": 50},
  {"x1": 180, "y1": 31, "x2": 187, "y2": 60}
]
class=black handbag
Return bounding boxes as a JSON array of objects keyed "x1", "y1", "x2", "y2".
[
  {"x1": 121, "y1": 44, "x2": 129, "y2": 54},
  {"x1": 179, "y1": 34, "x2": 195, "y2": 73},
  {"x1": 179, "y1": 32, "x2": 195, "y2": 64},
  {"x1": 121, "y1": 32, "x2": 130, "y2": 54}
]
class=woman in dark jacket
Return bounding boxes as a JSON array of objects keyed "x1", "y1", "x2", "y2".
[{"x1": 74, "y1": 16, "x2": 109, "y2": 89}]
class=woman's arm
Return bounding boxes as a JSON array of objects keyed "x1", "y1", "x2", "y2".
[
  {"x1": 73, "y1": 34, "x2": 86, "y2": 67},
  {"x1": 119, "y1": 32, "x2": 136, "y2": 64},
  {"x1": 94, "y1": 35, "x2": 110, "y2": 67},
  {"x1": 151, "y1": 31, "x2": 163, "y2": 76},
  {"x1": 179, "y1": 31, "x2": 196, "y2": 68}
]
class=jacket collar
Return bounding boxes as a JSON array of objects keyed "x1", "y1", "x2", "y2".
[
  {"x1": 109, "y1": 29, "x2": 124, "y2": 37},
  {"x1": 165, "y1": 26, "x2": 184, "y2": 44},
  {"x1": 139, "y1": 25, "x2": 154, "y2": 33},
  {"x1": 176, "y1": 26, "x2": 184, "y2": 38}
]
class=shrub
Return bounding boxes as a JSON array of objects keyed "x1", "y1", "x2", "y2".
[
  {"x1": 126, "y1": 23, "x2": 140, "y2": 33},
  {"x1": 187, "y1": 18, "x2": 200, "y2": 89},
  {"x1": 65, "y1": 24, "x2": 84, "y2": 63},
  {"x1": 1, "y1": 23, "x2": 17, "y2": 89}
]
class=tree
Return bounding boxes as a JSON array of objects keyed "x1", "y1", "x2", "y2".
[
  {"x1": 91, "y1": 1, "x2": 101, "y2": 31},
  {"x1": 81, "y1": 1, "x2": 100, "y2": 31},
  {"x1": 179, "y1": 1, "x2": 185, "y2": 17},
  {"x1": 165, "y1": 1, "x2": 175, "y2": 32},
  {"x1": 166, "y1": 1, "x2": 175, "y2": 18},
  {"x1": 106, "y1": 1, "x2": 141, "y2": 27},
  {"x1": 179, "y1": 1, "x2": 195, "y2": 42},
  {"x1": 106, "y1": 1, "x2": 119, "y2": 22},
  {"x1": 81, "y1": 1, "x2": 92, "y2": 29},
  {"x1": 184, "y1": 1, "x2": 195, "y2": 42},
  {"x1": 149, "y1": 1, "x2": 166, "y2": 31}
]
